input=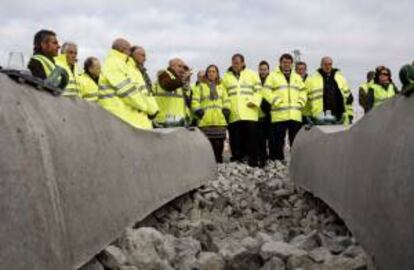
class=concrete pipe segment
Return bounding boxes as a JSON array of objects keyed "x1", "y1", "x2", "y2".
[
  {"x1": 291, "y1": 94, "x2": 414, "y2": 269},
  {"x1": 0, "y1": 73, "x2": 217, "y2": 270}
]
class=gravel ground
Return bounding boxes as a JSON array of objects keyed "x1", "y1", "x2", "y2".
[{"x1": 80, "y1": 161, "x2": 374, "y2": 270}]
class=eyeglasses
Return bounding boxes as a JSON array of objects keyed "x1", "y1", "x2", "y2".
[{"x1": 379, "y1": 72, "x2": 390, "y2": 76}]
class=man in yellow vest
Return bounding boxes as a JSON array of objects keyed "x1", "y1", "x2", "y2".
[
  {"x1": 98, "y1": 38, "x2": 153, "y2": 129},
  {"x1": 153, "y1": 58, "x2": 189, "y2": 127},
  {"x1": 222, "y1": 54, "x2": 262, "y2": 167},
  {"x1": 306, "y1": 56, "x2": 354, "y2": 124},
  {"x1": 129, "y1": 45, "x2": 159, "y2": 123},
  {"x1": 262, "y1": 53, "x2": 306, "y2": 162},
  {"x1": 27, "y1": 29, "x2": 68, "y2": 89},
  {"x1": 55, "y1": 42, "x2": 81, "y2": 97}
]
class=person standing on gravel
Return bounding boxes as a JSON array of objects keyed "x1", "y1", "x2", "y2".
[
  {"x1": 192, "y1": 65, "x2": 230, "y2": 163},
  {"x1": 261, "y1": 53, "x2": 306, "y2": 162},
  {"x1": 257, "y1": 60, "x2": 271, "y2": 167},
  {"x1": 222, "y1": 54, "x2": 262, "y2": 167}
]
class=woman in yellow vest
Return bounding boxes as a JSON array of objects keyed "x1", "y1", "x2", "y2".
[
  {"x1": 366, "y1": 66, "x2": 397, "y2": 112},
  {"x1": 192, "y1": 65, "x2": 231, "y2": 163}
]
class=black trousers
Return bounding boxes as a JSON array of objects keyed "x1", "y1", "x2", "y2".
[
  {"x1": 269, "y1": 120, "x2": 302, "y2": 161},
  {"x1": 257, "y1": 115, "x2": 271, "y2": 163},
  {"x1": 228, "y1": 120, "x2": 259, "y2": 166},
  {"x1": 209, "y1": 138, "x2": 224, "y2": 163}
]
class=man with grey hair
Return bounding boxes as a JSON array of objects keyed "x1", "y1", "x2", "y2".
[
  {"x1": 55, "y1": 41, "x2": 80, "y2": 96},
  {"x1": 306, "y1": 56, "x2": 353, "y2": 124},
  {"x1": 153, "y1": 57, "x2": 190, "y2": 127}
]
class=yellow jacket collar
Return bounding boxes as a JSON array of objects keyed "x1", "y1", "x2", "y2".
[{"x1": 108, "y1": 49, "x2": 128, "y2": 61}]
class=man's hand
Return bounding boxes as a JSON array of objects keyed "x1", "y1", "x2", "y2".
[{"x1": 194, "y1": 109, "x2": 204, "y2": 119}]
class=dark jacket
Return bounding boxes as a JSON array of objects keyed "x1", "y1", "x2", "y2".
[
  {"x1": 318, "y1": 68, "x2": 345, "y2": 121},
  {"x1": 138, "y1": 64, "x2": 153, "y2": 93},
  {"x1": 158, "y1": 67, "x2": 183, "y2": 92},
  {"x1": 27, "y1": 52, "x2": 55, "y2": 79}
]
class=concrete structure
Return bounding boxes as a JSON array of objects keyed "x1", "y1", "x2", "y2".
[
  {"x1": 291, "y1": 94, "x2": 414, "y2": 270},
  {"x1": 0, "y1": 73, "x2": 216, "y2": 270}
]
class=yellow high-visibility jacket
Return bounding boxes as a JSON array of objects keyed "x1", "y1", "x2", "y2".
[
  {"x1": 302, "y1": 76, "x2": 312, "y2": 117},
  {"x1": 55, "y1": 54, "x2": 81, "y2": 97},
  {"x1": 78, "y1": 73, "x2": 99, "y2": 102},
  {"x1": 262, "y1": 68, "x2": 307, "y2": 123},
  {"x1": 370, "y1": 83, "x2": 396, "y2": 108},
  {"x1": 306, "y1": 70, "x2": 353, "y2": 123},
  {"x1": 221, "y1": 68, "x2": 262, "y2": 123},
  {"x1": 192, "y1": 82, "x2": 230, "y2": 127},
  {"x1": 98, "y1": 49, "x2": 152, "y2": 129},
  {"x1": 153, "y1": 69, "x2": 187, "y2": 126},
  {"x1": 126, "y1": 58, "x2": 159, "y2": 117}
]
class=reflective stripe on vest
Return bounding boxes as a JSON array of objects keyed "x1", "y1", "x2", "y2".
[
  {"x1": 272, "y1": 105, "x2": 302, "y2": 112},
  {"x1": 154, "y1": 92, "x2": 184, "y2": 98}
]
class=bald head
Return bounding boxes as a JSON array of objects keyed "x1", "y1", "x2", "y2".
[
  {"x1": 169, "y1": 58, "x2": 186, "y2": 78},
  {"x1": 112, "y1": 38, "x2": 131, "y2": 55},
  {"x1": 321, "y1": 56, "x2": 334, "y2": 74}
]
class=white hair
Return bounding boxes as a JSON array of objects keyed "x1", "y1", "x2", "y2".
[{"x1": 61, "y1": 42, "x2": 77, "y2": 54}]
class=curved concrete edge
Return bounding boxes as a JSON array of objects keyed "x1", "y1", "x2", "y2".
[
  {"x1": 290, "y1": 95, "x2": 414, "y2": 270},
  {"x1": 0, "y1": 74, "x2": 217, "y2": 270}
]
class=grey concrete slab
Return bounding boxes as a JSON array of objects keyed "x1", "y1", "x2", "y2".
[
  {"x1": 290, "y1": 95, "x2": 414, "y2": 270},
  {"x1": 0, "y1": 74, "x2": 216, "y2": 270}
]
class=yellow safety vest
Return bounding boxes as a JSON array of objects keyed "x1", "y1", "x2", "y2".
[
  {"x1": 371, "y1": 83, "x2": 396, "y2": 108},
  {"x1": 55, "y1": 54, "x2": 81, "y2": 97},
  {"x1": 221, "y1": 68, "x2": 262, "y2": 123},
  {"x1": 306, "y1": 70, "x2": 353, "y2": 123},
  {"x1": 78, "y1": 73, "x2": 99, "y2": 102},
  {"x1": 262, "y1": 68, "x2": 307, "y2": 123},
  {"x1": 302, "y1": 76, "x2": 312, "y2": 117},
  {"x1": 30, "y1": 54, "x2": 56, "y2": 77},
  {"x1": 153, "y1": 70, "x2": 187, "y2": 126},
  {"x1": 99, "y1": 49, "x2": 152, "y2": 129},
  {"x1": 192, "y1": 82, "x2": 230, "y2": 127},
  {"x1": 126, "y1": 59, "x2": 159, "y2": 116}
]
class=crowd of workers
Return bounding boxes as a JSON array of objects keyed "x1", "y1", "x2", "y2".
[{"x1": 26, "y1": 29, "x2": 414, "y2": 167}]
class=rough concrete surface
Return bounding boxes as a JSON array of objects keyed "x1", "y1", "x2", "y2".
[
  {"x1": 291, "y1": 94, "x2": 414, "y2": 270},
  {"x1": 0, "y1": 74, "x2": 216, "y2": 270}
]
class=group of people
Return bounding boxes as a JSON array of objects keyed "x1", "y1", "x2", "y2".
[{"x1": 27, "y1": 29, "x2": 414, "y2": 167}]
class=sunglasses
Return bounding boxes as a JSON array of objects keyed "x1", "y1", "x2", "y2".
[{"x1": 379, "y1": 72, "x2": 390, "y2": 76}]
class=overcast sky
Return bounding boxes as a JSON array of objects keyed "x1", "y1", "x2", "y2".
[{"x1": 0, "y1": 0, "x2": 413, "y2": 92}]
